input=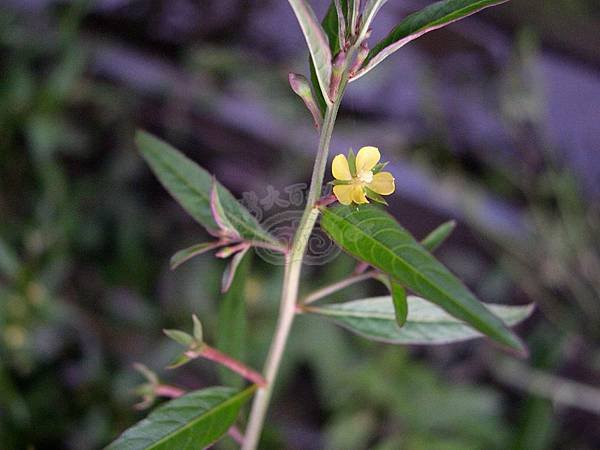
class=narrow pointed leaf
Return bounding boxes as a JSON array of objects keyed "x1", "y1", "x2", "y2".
[
  {"x1": 320, "y1": 205, "x2": 525, "y2": 352},
  {"x1": 163, "y1": 329, "x2": 194, "y2": 347},
  {"x1": 352, "y1": 0, "x2": 509, "y2": 81},
  {"x1": 421, "y1": 220, "x2": 457, "y2": 252},
  {"x1": 390, "y1": 280, "x2": 408, "y2": 326},
  {"x1": 358, "y1": 0, "x2": 389, "y2": 41},
  {"x1": 288, "y1": 0, "x2": 333, "y2": 104},
  {"x1": 166, "y1": 353, "x2": 193, "y2": 370},
  {"x1": 310, "y1": 0, "x2": 348, "y2": 113},
  {"x1": 211, "y1": 178, "x2": 240, "y2": 238},
  {"x1": 221, "y1": 246, "x2": 250, "y2": 293},
  {"x1": 304, "y1": 296, "x2": 534, "y2": 345},
  {"x1": 106, "y1": 385, "x2": 257, "y2": 450},
  {"x1": 136, "y1": 131, "x2": 278, "y2": 245},
  {"x1": 217, "y1": 254, "x2": 250, "y2": 388},
  {"x1": 170, "y1": 242, "x2": 222, "y2": 270},
  {"x1": 192, "y1": 314, "x2": 204, "y2": 343}
]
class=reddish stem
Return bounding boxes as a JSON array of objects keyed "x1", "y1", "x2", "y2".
[
  {"x1": 228, "y1": 425, "x2": 245, "y2": 445},
  {"x1": 155, "y1": 384, "x2": 185, "y2": 398},
  {"x1": 315, "y1": 194, "x2": 337, "y2": 208},
  {"x1": 187, "y1": 345, "x2": 267, "y2": 387}
]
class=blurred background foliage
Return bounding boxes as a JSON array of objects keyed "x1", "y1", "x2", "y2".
[{"x1": 0, "y1": 0, "x2": 599, "y2": 449}]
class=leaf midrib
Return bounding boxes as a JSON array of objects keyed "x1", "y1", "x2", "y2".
[{"x1": 148, "y1": 385, "x2": 256, "y2": 449}]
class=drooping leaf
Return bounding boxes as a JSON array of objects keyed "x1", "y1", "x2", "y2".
[
  {"x1": 170, "y1": 242, "x2": 222, "y2": 270},
  {"x1": 320, "y1": 205, "x2": 525, "y2": 353},
  {"x1": 352, "y1": 0, "x2": 509, "y2": 81},
  {"x1": 288, "y1": 0, "x2": 333, "y2": 104},
  {"x1": 303, "y1": 296, "x2": 534, "y2": 345},
  {"x1": 221, "y1": 245, "x2": 250, "y2": 293},
  {"x1": 217, "y1": 253, "x2": 250, "y2": 388},
  {"x1": 136, "y1": 131, "x2": 278, "y2": 245},
  {"x1": 421, "y1": 220, "x2": 457, "y2": 252},
  {"x1": 390, "y1": 280, "x2": 408, "y2": 326},
  {"x1": 106, "y1": 385, "x2": 257, "y2": 450}
]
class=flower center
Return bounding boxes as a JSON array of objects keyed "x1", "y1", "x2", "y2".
[{"x1": 356, "y1": 169, "x2": 373, "y2": 184}]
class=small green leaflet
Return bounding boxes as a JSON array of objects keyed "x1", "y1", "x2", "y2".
[
  {"x1": 421, "y1": 220, "x2": 456, "y2": 252},
  {"x1": 390, "y1": 280, "x2": 407, "y2": 326},
  {"x1": 106, "y1": 385, "x2": 256, "y2": 450},
  {"x1": 320, "y1": 205, "x2": 525, "y2": 353},
  {"x1": 303, "y1": 296, "x2": 534, "y2": 345},
  {"x1": 136, "y1": 131, "x2": 278, "y2": 245},
  {"x1": 352, "y1": 0, "x2": 509, "y2": 81}
]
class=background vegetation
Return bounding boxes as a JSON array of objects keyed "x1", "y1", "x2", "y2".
[{"x1": 1, "y1": 0, "x2": 599, "y2": 448}]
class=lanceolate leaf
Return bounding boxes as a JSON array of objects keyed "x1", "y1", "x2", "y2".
[
  {"x1": 217, "y1": 253, "x2": 250, "y2": 388},
  {"x1": 352, "y1": 0, "x2": 509, "y2": 81},
  {"x1": 320, "y1": 205, "x2": 525, "y2": 352},
  {"x1": 106, "y1": 385, "x2": 256, "y2": 450},
  {"x1": 136, "y1": 131, "x2": 277, "y2": 245},
  {"x1": 288, "y1": 0, "x2": 333, "y2": 104},
  {"x1": 390, "y1": 280, "x2": 408, "y2": 326},
  {"x1": 304, "y1": 296, "x2": 534, "y2": 345},
  {"x1": 170, "y1": 242, "x2": 222, "y2": 270},
  {"x1": 221, "y1": 246, "x2": 250, "y2": 293},
  {"x1": 421, "y1": 220, "x2": 457, "y2": 252}
]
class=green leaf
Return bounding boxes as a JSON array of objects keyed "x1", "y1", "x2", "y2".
[
  {"x1": 390, "y1": 280, "x2": 407, "y2": 327},
  {"x1": 320, "y1": 205, "x2": 525, "y2": 353},
  {"x1": 192, "y1": 314, "x2": 204, "y2": 343},
  {"x1": 221, "y1": 246, "x2": 250, "y2": 293},
  {"x1": 166, "y1": 353, "x2": 193, "y2": 370},
  {"x1": 310, "y1": 0, "x2": 348, "y2": 114},
  {"x1": 163, "y1": 329, "x2": 195, "y2": 347},
  {"x1": 210, "y1": 178, "x2": 240, "y2": 238},
  {"x1": 170, "y1": 242, "x2": 222, "y2": 270},
  {"x1": 288, "y1": 0, "x2": 333, "y2": 105},
  {"x1": 304, "y1": 296, "x2": 534, "y2": 345},
  {"x1": 364, "y1": 187, "x2": 388, "y2": 205},
  {"x1": 106, "y1": 385, "x2": 257, "y2": 450},
  {"x1": 136, "y1": 131, "x2": 277, "y2": 245},
  {"x1": 352, "y1": 0, "x2": 509, "y2": 81},
  {"x1": 217, "y1": 252, "x2": 250, "y2": 388},
  {"x1": 421, "y1": 220, "x2": 457, "y2": 252}
]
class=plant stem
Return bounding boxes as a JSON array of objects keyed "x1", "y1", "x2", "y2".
[
  {"x1": 301, "y1": 271, "x2": 377, "y2": 305},
  {"x1": 242, "y1": 75, "x2": 350, "y2": 450}
]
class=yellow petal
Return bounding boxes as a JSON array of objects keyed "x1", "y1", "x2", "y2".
[
  {"x1": 333, "y1": 185, "x2": 354, "y2": 205},
  {"x1": 355, "y1": 146, "x2": 380, "y2": 172},
  {"x1": 332, "y1": 154, "x2": 352, "y2": 180},
  {"x1": 351, "y1": 185, "x2": 369, "y2": 204},
  {"x1": 368, "y1": 172, "x2": 395, "y2": 195}
]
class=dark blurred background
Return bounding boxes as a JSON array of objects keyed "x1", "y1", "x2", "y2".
[{"x1": 1, "y1": 0, "x2": 599, "y2": 449}]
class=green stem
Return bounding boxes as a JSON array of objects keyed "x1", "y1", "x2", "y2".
[{"x1": 242, "y1": 76, "x2": 350, "y2": 450}]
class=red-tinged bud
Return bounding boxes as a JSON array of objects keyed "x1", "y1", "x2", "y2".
[
  {"x1": 288, "y1": 73, "x2": 323, "y2": 129},
  {"x1": 350, "y1": 42, "x2": 369, "y2": 77},
  {"x1": 329, "y1": 51, "x2": 347, "y2": 101}
]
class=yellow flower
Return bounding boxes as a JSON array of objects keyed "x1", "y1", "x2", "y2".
[{"x1": 331, "y1": 146, "x2": 395, "y2": 205}]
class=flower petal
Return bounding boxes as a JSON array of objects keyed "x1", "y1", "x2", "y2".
[
  {"x1": 333, "y1": 185, "x2": 354, "y2": 205},
  {"x1": 355, "y1": 146, "x2": 380, "y2": 172},
  {"x1": 351, "y1": 185, "x2": 369, "y2": 204},
  {"x1": 332, "y1": 154, "x2": 352, "y2": 180},
  {"x1": 368, "y1": 172, "x2": 395, "y2": 195}
]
